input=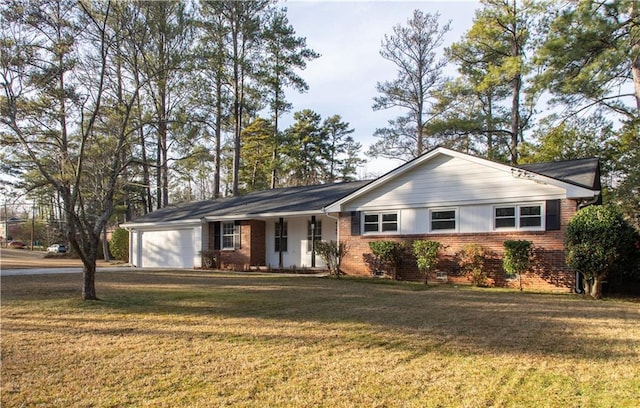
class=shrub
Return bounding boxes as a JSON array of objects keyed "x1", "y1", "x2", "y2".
[
  {"x1": 565, "y1": 204, "x2": 639, "y2": 299},
  {"x1": 412, "y1": 240, "x2": 442, "y2": 285},
  {"x1": 503, "y1": 240, "x2": 534, "y2": 291},
  {"x1": 109, "y1": 228, "x2": 129, "y2": 262},
  {"x1": 315, "y1": 240, "x2": 348, "y2": 278},
  {"x1": 458, "y1": 243, "x2": 489, "y2": 287},
  {"x1": 368, "y1": 241, "x2": 406, "y2": 279},
  {"x1": 200, "y1": 249, "x2": 218, "y2": 270}
]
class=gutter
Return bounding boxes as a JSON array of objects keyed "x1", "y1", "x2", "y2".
[{"x1": 577, "y1": 194, "x2": 600, "y2": 209}]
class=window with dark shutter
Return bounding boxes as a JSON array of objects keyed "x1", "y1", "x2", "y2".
[
  {"x1": 350, "y1": 211, "x2": 361, "y2": 236},
  {"x1": 213, "y1": 221, "x2": 221, "y2": 250},
  {"x1": 546, "y1": 199, "x2": 561, "y2": 231}
]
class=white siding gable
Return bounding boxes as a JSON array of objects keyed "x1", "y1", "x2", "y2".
[{"x1": 344, "y1": 154, "x2": 566, "y2": 211}]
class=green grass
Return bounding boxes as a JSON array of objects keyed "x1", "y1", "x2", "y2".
[{"x1": 2, "y1": 270, "x2": 639, "y2": 407}]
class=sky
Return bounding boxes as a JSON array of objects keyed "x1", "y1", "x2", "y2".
[{"x1": 277, "y1": 0, "x2": 481, "y2": 177}]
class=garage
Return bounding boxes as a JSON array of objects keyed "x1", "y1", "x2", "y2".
[{"x1": 137, "y1": 228, "x2": 197, "y2": 268}]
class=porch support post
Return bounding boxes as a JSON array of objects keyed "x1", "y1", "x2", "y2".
[
  {"x1": 311, "y1": 215, "x2": 316, "y2": 268},
  {"x1": 278, "y1": 217, "x2": 284, "y2": 269}
]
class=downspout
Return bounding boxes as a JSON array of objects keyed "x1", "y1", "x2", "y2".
[{"x1": 323, "y1": 208, "x2": 340, "y2": 244}]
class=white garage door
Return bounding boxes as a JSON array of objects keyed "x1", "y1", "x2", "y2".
[{"x1": 140, "y1": 229, "x2": 194, "y2": 268}]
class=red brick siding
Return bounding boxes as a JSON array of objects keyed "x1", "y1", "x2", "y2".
[
  {"x1": 207, "y1": 220, "x2": 266, "y2": 271},
  {"x1": 339, "y1": 199, "x2": 578, "y2": 292}
]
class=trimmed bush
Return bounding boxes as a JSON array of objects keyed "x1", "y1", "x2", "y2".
[
  {"x1": 412, "y1": 240, "x2": 443, "y2": 285},
  {"x1": 368, "y1": 241, "x2": 406, "y2": 279},
  {"x1": 503, "y1": 240, "x2": 534, "y2": 291},
  {"x1": 458, "y1": 243, "x2": 489, "y2": 287},
  {"x1": 200, "y1": 249, "x2": 218, "y2": 270},
  {"x1": 109, "y1": 228, "x2": 129, "y2": 262}
]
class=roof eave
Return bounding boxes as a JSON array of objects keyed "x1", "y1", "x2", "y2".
[
  {"x1": 121, "y1": 219, "x2": 203, "y2": 229},
  {"x1": 203, "y1": 209, "x2": 326, "y2": 221}
]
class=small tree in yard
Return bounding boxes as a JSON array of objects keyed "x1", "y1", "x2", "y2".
[
  {"x1": 368, "y1": 241, "x2": 406, "y2": 279},
  {"x1": 503, "y1": 240, "x2": 534, "y2": 291},
  {"x1": 412, "y1": 240, "x2": 443, "y2": 285},
  {"x1": 316, "y1": 240, "x2": 348, "y2": 278},
  {"x1": 565, "y1": 205, "x2": 639, "y2": 299},
  {"x1": 458, "y1": 243, "x2": 489, "y2": 287}
]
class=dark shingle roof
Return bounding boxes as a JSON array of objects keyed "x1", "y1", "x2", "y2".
[
  {"x1": 518, "y1": 158, "x2": 601, "y2": 190},
  {"x1": 127, "y1": 180, "x2": 371, "y2": 224}
]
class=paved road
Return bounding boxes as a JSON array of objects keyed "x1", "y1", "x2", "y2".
[
  {"x1": 0, "y1": 266, "x2": 139, "y2": 276},
  {"x1": 0, "y1": 248, "x2": 139, "y2": 276}
]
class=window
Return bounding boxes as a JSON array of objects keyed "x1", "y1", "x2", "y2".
[
  {"x1": 495, "y1": 204, "x2": 542, "y2": 230},
  {"x1": 275, "y1": 221, "x2": 288, "y2": 252},
  {"x1": 221, "y1": 221, "x2": 240, "y2": 250},
  {"x1": 520, "y1": 206, "x2": 542, "y2": 227},
  {"x1": 363, "y1": 212, "x2": 398, "y2": 233},
  {"x1": 431, "y1": 209, "x2": 456, "y2": 231},
  {"x1": 307, "y1": 220, "x2": 322, "y2": 252},
  {"x1": 364, "y1": 214, "x2": 380, "y2": 233},
  {"x1": 495, "y1": 207, "x2": 516, "y2": 228}
]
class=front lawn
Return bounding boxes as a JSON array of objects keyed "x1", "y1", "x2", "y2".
[{"x1": 1, "y1": 271, "x2": 639, "y2": 407}]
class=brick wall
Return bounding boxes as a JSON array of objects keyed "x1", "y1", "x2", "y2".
[
  {"x1": 206, "y1": 220, "x2": 266, "y2": 271},
  {"x1": 338, "y1": 199, "x2": 578, "y2": 292}
]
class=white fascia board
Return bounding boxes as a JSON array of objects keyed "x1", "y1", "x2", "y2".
[{"x1": 121, "y1": 219, "x2": 202, "y2": 230}]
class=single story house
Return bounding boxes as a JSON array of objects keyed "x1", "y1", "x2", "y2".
[{"x1": 122, "y1": 147, "x2": 601, "y2": 292}]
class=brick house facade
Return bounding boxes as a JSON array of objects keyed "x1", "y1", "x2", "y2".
[
  {"x1": 124, "y1": 147, "x2": 600, "y2": 293},
  {"x1": 337, "y1": 198, "x2": 579, "y2": 292}
]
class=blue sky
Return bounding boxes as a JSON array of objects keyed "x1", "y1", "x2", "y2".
[{"x1": 279, "y1": 0, "x2": 481, "y2": 177}]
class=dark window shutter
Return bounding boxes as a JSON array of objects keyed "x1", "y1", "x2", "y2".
[
  {"x1": 351, "y1": 211, "x2": 361, "y2": 236},
  {"x1": 546, "y1": 200, "x2": 561, "y2": 231},
  {"x1": 234, "y1": 220, "x2": 241, "y2": 249},
  {"x1": 213, "y1": 221, "x2": 221, "y2": 249}
]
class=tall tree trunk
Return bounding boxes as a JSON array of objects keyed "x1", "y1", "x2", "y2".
[
  {"x1": 156, "y1": 132, "x2": 162, "y2": 209},
  {"x1": 630, "y1": 1, "x2": 640, "y2": 115},
  {"x1": 590, "y1": 275, "x2": 604, "y2": 299},
  {"x1": 509, "y1": 0, "x2": 521, "y2": 165},
  {"x1": 510, "y1": 76, "x2": 521, "y2": 165},
  {"x1": 81, "y1": 248, "x2": 98, "y2": 300},
  {"x1": 487, "y1": 94, "x2": 494, "y2": 159},
  {"x1": 102, "y1": 225, "x2": 110, "y2": 262},
  {"x1": 214, "y1": 70, "x2": 223, "y2": 199},
  {"x1": 271, "y1": 88, "x2": 279, "y2": 189}
]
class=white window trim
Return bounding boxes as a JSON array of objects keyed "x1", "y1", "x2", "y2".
[
  {"x1": 429, "y1": 207, "x2": 458, "y2": 233},
  {"x1": 362, "y1": 211, "x2": 400, "y2": 235},
  {"x1": 493, "y1": 203, "x2": 544, "y2": 231}
]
